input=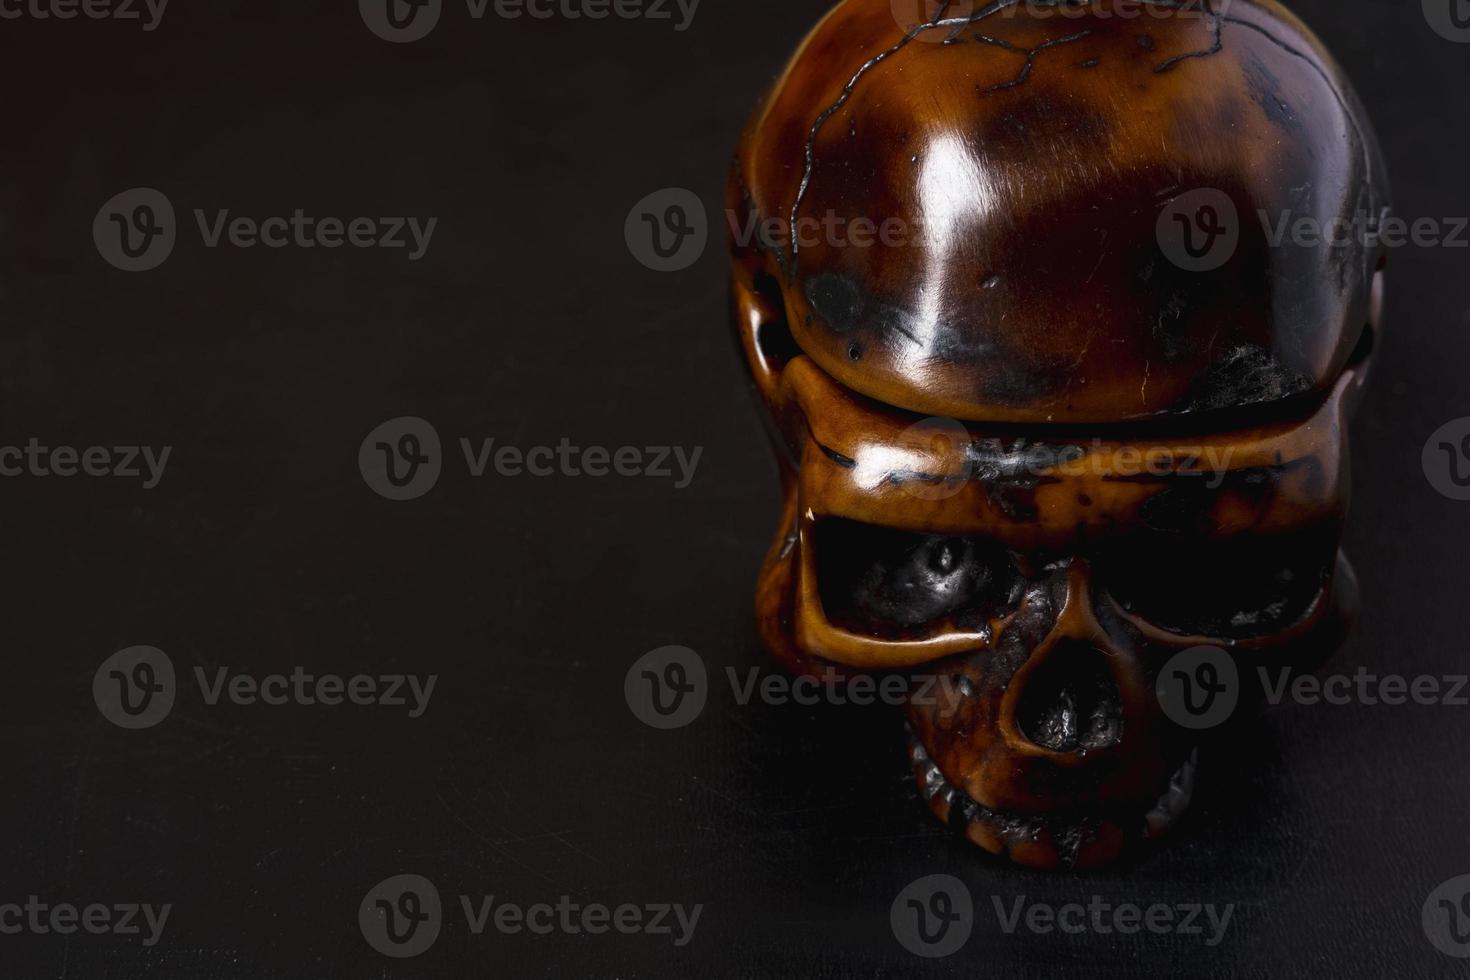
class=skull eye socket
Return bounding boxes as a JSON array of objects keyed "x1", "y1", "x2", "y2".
[
  {"x1": 814, "y1": 519, "x2": 1022, "y2": 639},
  {"x1": 1102, "y1": 529, "x2": 1336, "y2": 639}
]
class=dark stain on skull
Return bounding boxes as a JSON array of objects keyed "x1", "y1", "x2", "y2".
[
  {"x1": 802, "y1": 273, "x2": 925, "y2": 349},
  {"x1": 974, "y1": 95, "x2": 1114, "y2": 162},
  {"x1": 928, "y1": 321, "x2": 991, "y2": 363},
  {"x1": 1132, "y1": 461, "x2": 1288, "y2": 535},
  {"x1": 965, "y1": 439, "x2": 1084, "y2": 521},
  {"x1": 1172, "y1": 344, "x2": 1312, "y2": 413},
  {"x1": 1242, "y1": 52, "x2": 1297, "y2": 133},
  {"x1": 803, "y1": 272, "x2": 864, "y2": 334}
]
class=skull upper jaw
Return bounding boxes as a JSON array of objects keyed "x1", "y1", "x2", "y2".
[{"x1": 748, "y1": 356, "x2": 1362, "y2": 869}]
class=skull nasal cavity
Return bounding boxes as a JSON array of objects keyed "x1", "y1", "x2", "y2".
[{"x1": 1015, "y1": 641, "x2": 1123, "y2": 755}]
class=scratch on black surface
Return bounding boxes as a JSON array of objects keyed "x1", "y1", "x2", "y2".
[{"x1": 433, "y1": 782, "x2": 566, "y2": 889}]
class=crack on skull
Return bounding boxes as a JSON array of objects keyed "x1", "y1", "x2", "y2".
[
  {"x1": 1152, "y1": 0, "x2": 1224, "y2": 73},
  {"x1": 974, "y1": 28, "x2": 1094, "y2": 93}
]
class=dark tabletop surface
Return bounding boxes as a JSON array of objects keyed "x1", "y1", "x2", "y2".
[{"x1": 1, "y1": 0, "x2": 1468, "y2": 977}]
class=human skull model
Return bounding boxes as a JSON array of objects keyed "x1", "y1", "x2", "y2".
[{"x1": 729, "y1": 0, "x2": 1387, "y2": 868}]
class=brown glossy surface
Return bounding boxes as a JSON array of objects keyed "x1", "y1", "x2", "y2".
[
  {"x1": 731, "y1": 0, "x2": 1388, "y2": 423},
  {"x1": 730, "y1": 0, "x2": 1386, "y2": 869}
]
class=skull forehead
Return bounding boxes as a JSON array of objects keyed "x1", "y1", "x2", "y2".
[
  {"x1": 733, "y1": 0, "x2": 1388, "y2": 423},
  {"x1": 784, "y1": 355, "x2": 1352, "y2": 554}
]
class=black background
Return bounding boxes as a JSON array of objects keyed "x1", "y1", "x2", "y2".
[{"x1": 2, "y1": 0, "x2": 1468, "y2": 977}]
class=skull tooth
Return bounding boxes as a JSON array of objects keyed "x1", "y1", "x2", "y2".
[
  {"x1": 1145, "y1": 756, "x2": 1199, "y2": 829},
  {"x1": 921, "y1": 763, "x2": 945, "y2": 801},
  {"x1": 911, "y1": 736, "x2": 1182, "y2": 849}
]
